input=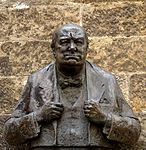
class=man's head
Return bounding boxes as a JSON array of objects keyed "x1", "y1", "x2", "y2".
[{"x1": 51, "y1": 23, "x2": 88, "y2": 67}]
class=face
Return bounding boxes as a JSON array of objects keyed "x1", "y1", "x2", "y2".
[{"x1": 54, "y1": 25, "x2": 88, "y2": 66}]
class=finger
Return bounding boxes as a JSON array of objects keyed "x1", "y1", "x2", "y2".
[
  {"x1": 52, "y1": 114, "x2": 61, "y2": 119},
  {"x1": 84, "y1": 113, "x2": 90, "y2": 117},
  {"x1": 52, "y1": 110, "x2": 62, "y2": 115},
  {"x1": 84, "y1": 109, "x2": 90, "y2": 113},
  {"x1": 88, "y1": 101, "x2": 97, "y2": 106},
  {"x1": 52, "y1": 105, "x2": 64, "y2": 111},
  {"x1": 84, "y1": 105, "x2": 93, "y2": 109},
  {"x1": 54, "y1": 103, "x2": 64, "y2": 107},
  {"x1": 56, "y1": 107, "x2": 64, "y2": 112},
  {"x1": 88, "y1": 102, "x2": 100, "y2": 110},
  {"x1": 45, "y1": 102, "x2": 63, "y2": 107},
  {"x1": 45, "y1": 101, "x2": 54, "y2": 105}
]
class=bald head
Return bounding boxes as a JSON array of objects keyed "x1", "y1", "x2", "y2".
[{"x1": 51, "y1": 23, "x2": 88, "y2": 51}]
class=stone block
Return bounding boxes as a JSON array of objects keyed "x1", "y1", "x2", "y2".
[
  {"x1": 1, "y1": 41, "x2": 53, "y2": 75},
  {"x1": 129, "y1": 73, "x2": 146, "y2": 112},
  {"x1": 82, "y1": 2, "x2": 146, "y2": 37},
  {"x1": 87, "y1": 36, "x2": 146, "y2": 73},
  {"x1": 0, "y1": 5, "x2": 80, "y2": 41},
  {"x1": 0, "y1": 76, "x2": 28, "y2": 114}
]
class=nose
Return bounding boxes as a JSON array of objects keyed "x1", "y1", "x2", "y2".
[{"x1": 69, "y1": 41, "x2": 77, "y2": 51}]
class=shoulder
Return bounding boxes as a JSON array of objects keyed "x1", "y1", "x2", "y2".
[
  {"x1": 27, "y1": 62, "x2": 54, "y2": 84},
  {"x1": 86, "y1": 61, "x2": 116, "y2": 82}
]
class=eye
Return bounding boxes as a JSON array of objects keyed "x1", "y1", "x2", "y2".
[
  {"x1": 60, "y1": 39, "x2": 69, "y2": 46},
  {"x1": 75, "y1": 39, "x2": 84, "y2": 45}
]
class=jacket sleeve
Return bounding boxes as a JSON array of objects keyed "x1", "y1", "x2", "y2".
[
  {"x1": 3, "y1": 76, "x2": 40, "y2": 146},
  {"x1": 103, "y1": 75, "x2": 141, "y2": 145}
]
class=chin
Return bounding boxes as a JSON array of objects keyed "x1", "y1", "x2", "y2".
[{"x1": 63, "y1": 59, "x2": 84, "y2": 66}]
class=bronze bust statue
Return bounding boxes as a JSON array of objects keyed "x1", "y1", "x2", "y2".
[{"x1": 4, "y1": 23, "x2": 141, "y2": 150}]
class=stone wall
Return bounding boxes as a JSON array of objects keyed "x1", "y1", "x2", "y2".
[{"x1": 0, "y1": 0, "x2": 145, "y2": 149}]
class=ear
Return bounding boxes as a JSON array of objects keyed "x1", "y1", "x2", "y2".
[
  {"x1": 85, "y1": 49, "x2": 88, "y2": 55},
  {"x1": 83, "y1": 50, "x2": 88, "y2": 59},
  {"x1": 53, "y1": 50, "x2": 56, "y2": 58}
]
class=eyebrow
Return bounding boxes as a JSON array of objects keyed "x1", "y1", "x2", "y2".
[{"x1": 59, "y1": 37, "x2": 84, "y2": 44}]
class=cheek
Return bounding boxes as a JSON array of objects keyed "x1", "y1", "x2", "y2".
[
  {"x1": 83, "y1": 53, "x2": 87, "y2": 59},
  {"x1": 58, "y1": 47, "x2": 68, "y2": 53},
  {"x1": 78, "y1": 46, "x2": 87, "y2": 52},
  {"x1": 56, "y1": 52, "x2": 64, "y2": 60}
]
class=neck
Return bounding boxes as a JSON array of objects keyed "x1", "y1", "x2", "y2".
[{"x1": 56, "y1": 63, "x2": 85, "y2": 77}]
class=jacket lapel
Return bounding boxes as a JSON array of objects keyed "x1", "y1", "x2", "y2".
[
  {"x1": 86, "y1": 62, "x2": 105, "y2": 102},
  {"x1": 38, "y1": 63, "x2": 56, "y2": 104},
  {"x1": 37, "y1": 63, "x2": 59, "y2": 145}
]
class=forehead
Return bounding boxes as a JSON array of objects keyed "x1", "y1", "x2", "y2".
[{"x1": 57, "y1": 26, "x2": 86, "y2": 38}]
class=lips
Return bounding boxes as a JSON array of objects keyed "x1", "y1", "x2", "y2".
[{"x1": 64, "y1": 55, "x2": 81, "y2": 61}]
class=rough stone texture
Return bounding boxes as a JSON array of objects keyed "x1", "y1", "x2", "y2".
[
  {"x1": 0, "y1": 0, "x2": 144, "y2": 6},
  {"x1": 0, "y1": 0, "x2": 145, "y2": 149},
  {"x1": 115, "y1": 73, "x2": 130, "y2": 102},
  {"x1": 0, "y1": 8, "x2": 10, "y2": 42},
  {"x1": 129, "y1": 74, "x2": 146, "y2": 149},
  {"x1": 0, "y1": 57, "x2": 12, "y2": 76},
  {"x1": 87, "y1": 36, "x2": 146, "y2": 73},
  {"x1": 71, "y1": 0, "x2": 145, "y2": 3},
  {"x1": 83, "y1": 2, "x2": 146, "y2": 37},
  {"x1": 0, "y1": 0, "x2": 68, "y2": 6},
  {"x1": 0, "y1": 5, "x2": 80, "y2": 41},
  {"x1": 130, "y1": 74, "x2": 146, "y2": 112},
  {"x1": 0, "y1": 76, "x2": 28, "y2": 114},
  {"x1": 1, "y1": 41, "x2": 53, "y2": 75}
]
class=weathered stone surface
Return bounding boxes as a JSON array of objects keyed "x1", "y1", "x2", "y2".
[
  {"x1": 129, "y1": 74, "x2": 146, "y2": 112},
  {"x1": 0, "y1": 8, "x2": 10, "y2": 42},
  {"x1": 0, "y1": 0, "x2": 68, "y2": 6},
  {"x1": 0, "y1": 57, "x2": 12, "y2": 76},
  {"x1": 0, "y1": 0, "x2": 144, "y2": 7},
  {"x1": 0, "y1": 76, "x2": 28, "y2": 114},
  {"x1": 0, "y1": 5, "x2": 80, "y2": 41},
  {"x1": 115, "y1": 73, "x2": 129, "y2": 102},
  {"x1": 0, "y1": 42, "x2": 9, "y2": 56},
  {"x1": 1, "y1": 41, "x2": 53, "y2": 75},
  {"x1": 70, "y1": 0, "x2": 144, "y2": 3},
  {"x1": 87, "y1": 36, "x2": 146, "y2": 73},
  {"x1": 83, "y1": 2, "x2": 146, "y2": 37}
]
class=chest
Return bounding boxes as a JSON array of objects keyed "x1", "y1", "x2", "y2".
[{"x1": 57, "y1": 86, "x2": 89, "y2": 146}]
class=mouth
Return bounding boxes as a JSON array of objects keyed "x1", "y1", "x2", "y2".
[{"x1": 64, "y1": 55, "x2": 81, "y2": 61}]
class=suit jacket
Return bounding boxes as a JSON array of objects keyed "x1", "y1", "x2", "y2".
[{"x1": 4, "y1": 61, "x2": 141, "y2": 149}]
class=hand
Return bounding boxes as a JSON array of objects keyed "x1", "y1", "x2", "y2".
[
  {"x1": 36, "y1": 102, "x2": 64, "y2": 122},
  {"x1": 84, "y1": 100, "x2": 107, "y2": 125}
]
